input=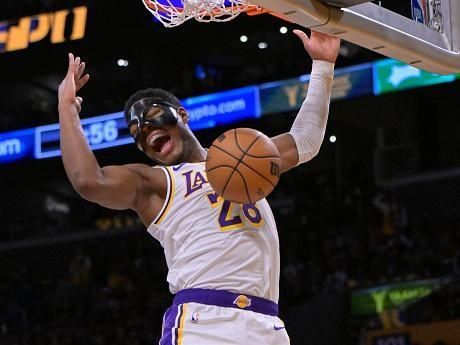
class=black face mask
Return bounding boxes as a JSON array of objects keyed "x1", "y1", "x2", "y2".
[{"x1": 127, "y1": 98, "x2": 180, "y2": 151}]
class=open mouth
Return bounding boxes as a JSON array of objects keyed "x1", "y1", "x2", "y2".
[{"x1": 148, "y1": 133, "x2": 172, "y2": 153}]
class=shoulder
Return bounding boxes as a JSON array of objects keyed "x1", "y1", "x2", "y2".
[
  {"x1": 123, "y1": 163, "x2": 168, "y2": 195},
  {"x1": 123, "y1": 163, "x2": 161, "y2": 175}
]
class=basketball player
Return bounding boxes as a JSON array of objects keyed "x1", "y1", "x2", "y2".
[{"x1": 58, "y1": 30, "x2": 340, "y2": 344}]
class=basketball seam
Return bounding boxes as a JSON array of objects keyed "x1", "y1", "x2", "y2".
[
  {"x1": 206, "y1": 165, "x2": 237, "y2": 174},
  {"x1": 221, "y1": 130, "x2": 261, "y2": 196},
  {"x1": 232, "y1": 167, "x2": 252, "y2": 204},
  {"x1": 210, "y1": 144, "x2": 276, "y2": 188},
  {"x1": 234, "y1": 129, "x2": 279, "y2": 159},
  {"x1": 234, "y1": 128, "x2": 251, "y2": 154},
  {"x1": 206, "y1": 164, "x2": 242, "y2": 197},
  {"x1": 242, "y1": 153, "x2": 280, "y2": 159},
  {"x1": 220, "y1": 130, "x2": 239, "y2": 196}
]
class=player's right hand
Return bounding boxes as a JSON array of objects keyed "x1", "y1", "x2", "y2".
[
  {"x1": 293, "y1": 30, "x2": 340, "y2": 63},
  {"x1": 58, "y1": 53, "x2": 90, "y2": 114}
]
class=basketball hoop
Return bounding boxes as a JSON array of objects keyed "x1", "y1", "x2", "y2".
[{"x1": 142, "y1": 0, "x2": 263, "y2": 27}]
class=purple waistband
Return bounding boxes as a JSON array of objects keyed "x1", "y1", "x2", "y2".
[{"x1": 173, "y1": 288, "x2": 279, "y2": 316}]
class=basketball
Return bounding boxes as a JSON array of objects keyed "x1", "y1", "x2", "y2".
[{"x1": 205, "y1": 128, "x2": 281, "y2": 204}]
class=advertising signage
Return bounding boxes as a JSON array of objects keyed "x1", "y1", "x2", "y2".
[
  {"x1": 0, "y1": 59, "x2": 458, "y2": 165},
  {"x1": 366, "y1": 319, "x2": 460, "y2": 345},
  {"x1": 184, "y1": 86, "x2": 261, "y2": 130},
  {"x1": 0, "y1": 128, "x2": 35, "y2": 164},
  {"x1": 0, "y1": 6, "x2": 87, "y2": 54},
  {"x1": 351, "y1": 279, "x2": 439, "y2": 316},
  {"x1": 259, "y1": 63, "x2": 373, "y2": 115},
  {"x1": 34, "y1": 86, "x2": 261, "y2": 159},
  {"x1": 373, "y1": 58, "x2": 458, "y2": 95}
]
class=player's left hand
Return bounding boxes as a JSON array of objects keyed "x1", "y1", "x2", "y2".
[{"x1": 293, "y1": 30, "x2": 341, "y2": 63}]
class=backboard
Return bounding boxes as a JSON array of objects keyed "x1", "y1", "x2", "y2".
[
  {"x1": 142, "y1": 0, "x2": 460, "y2": 74},
  {"x1": 249, "y1": 0, "x2": 460, "y2": 75}
]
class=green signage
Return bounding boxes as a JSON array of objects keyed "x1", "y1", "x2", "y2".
[
  {"x1": 351, "y1": 279, "x2": 439, "y2": 316},
  {"x1": 373, "y1": 59, "x2": 458, "y2": 95}
]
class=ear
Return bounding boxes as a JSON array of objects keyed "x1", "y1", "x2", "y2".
[{"x1": 177, "y1": 107, "x2": 189, "y2": 124}]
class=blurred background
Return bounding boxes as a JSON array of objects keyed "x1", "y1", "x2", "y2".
[{"x1": 1, "y1": 1, "x2": 460, "y2": 344}]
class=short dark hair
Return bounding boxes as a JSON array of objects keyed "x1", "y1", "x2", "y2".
[{"x1": 123, "y1": 88, "x2": 182, "y2": 125}]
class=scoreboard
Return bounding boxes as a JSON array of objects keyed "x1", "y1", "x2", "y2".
[{"x1": 0, "y1": 86, "x2": 260, "y2": 164}]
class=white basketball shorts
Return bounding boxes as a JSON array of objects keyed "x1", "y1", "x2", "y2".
[{"x1": 159, "y1": 288, "x2": 290, "y2": 345}]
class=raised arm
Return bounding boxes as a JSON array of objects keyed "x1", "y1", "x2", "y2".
[
  {"x1": 272, "y1": 30, "x2": 340, "y2": 173},
  {"x1": 58, "y1": 54, "x2": 165, "y2": 211}
]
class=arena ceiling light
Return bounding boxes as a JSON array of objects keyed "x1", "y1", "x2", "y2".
[
  {"x1": 258, "y1": 42, "x2": 268, "y2": 49},
  {"x1": 117, "y1": 59, "x2": 129, "y2": 67}
]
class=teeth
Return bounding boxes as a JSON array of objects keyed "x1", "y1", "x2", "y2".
[{"x1": 148, "y1": 134, "x2": 164, "y2": 146}]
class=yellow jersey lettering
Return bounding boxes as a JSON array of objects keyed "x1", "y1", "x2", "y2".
[{"x1": 206, "y1": 192, "x2": 264, "y2": 231}]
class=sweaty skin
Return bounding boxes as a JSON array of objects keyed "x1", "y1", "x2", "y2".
[{"x1": 57, "y1": 31, "x2": 340, "y2": 226}]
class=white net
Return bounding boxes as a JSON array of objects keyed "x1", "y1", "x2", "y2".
[{"x1": 142, "y1": 0, "x2": 251, "y2": 27}]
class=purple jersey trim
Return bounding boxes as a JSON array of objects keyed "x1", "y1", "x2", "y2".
[
  {"x1": 160, "y1": 305, "x2": 180, "y2": 345},
  {"x1": 173, "y1": 288, "x2": 279, "y2": 316}
]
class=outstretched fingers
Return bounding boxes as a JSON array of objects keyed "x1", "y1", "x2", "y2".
[
  {"x1": 293, "y1": 29, "x2": 310, "y2": 47},
  {"x1": 76, "y1": 73, "x2": 90, "y2": 91},
  {"x1": 60, "y1": 53, "x2": 76, "y2": 91},
  {"x1": 77, "y1": 61, "x2": 86, "y2": 79},
  {"x1": 72, "y1": 56, "x2": 90, "y2": 91},
  {"x1": 66, "y1": 53, "x2": 75, "y2": 76},
  {"x1": 59, "y1": 53, "x2": 89, "y2": 106}
]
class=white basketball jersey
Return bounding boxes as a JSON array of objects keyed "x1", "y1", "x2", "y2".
[{"x1": 147, "y1": 161, "x2": 281, "y2": 303}]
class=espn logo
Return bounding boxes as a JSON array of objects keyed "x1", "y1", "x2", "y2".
[{"x1": 0, "y1": 6, "x2": 87, "y2": 53}]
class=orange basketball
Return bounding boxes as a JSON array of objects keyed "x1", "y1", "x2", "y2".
[{"x1": 205, "y1": 128, "x2": 281, "y2": 204}]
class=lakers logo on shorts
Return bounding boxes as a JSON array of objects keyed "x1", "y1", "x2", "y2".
[{"x1": 233, "y1": 295, "x2": 252, "y2": 309}]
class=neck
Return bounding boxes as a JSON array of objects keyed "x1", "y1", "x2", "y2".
[
  {"x1": 184, "y1": 131, "x2": 207, "y2": 163},
  {"x1": 179, "y1": 126, "x2": 207, "y2": 163},
  {"x1": 187, "y1": 145, "x2": 207, "y2": 163}
]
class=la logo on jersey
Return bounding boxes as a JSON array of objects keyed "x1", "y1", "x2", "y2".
[
  {"x1": 233, "y1": 295, "x2": 252, "y2": 309},
  {"x1": 182, "y1": 170, "x2": 208, "y2": 198}
]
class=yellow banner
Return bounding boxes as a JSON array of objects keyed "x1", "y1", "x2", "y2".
[
  {"x1": 366, "y1": 319, "x2": 460, "y2": 345},
  {"x1": 0, "y1": 6, "x2": 87, "y2": 53}
]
